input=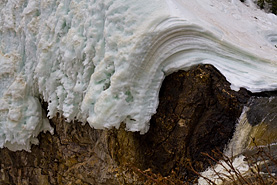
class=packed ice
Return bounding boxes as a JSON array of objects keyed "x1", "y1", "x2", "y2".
[{"x1": 0, "y1": 0, "x2": 277, "y2": 150}]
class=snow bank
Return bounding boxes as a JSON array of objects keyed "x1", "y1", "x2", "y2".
[{"x1": 0, "y1": 0, "x2": 276, "y2": 150}]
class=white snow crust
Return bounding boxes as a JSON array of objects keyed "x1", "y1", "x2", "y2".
[{"x1": 0, "y1": 0, "x2": 277, "y2": 150}]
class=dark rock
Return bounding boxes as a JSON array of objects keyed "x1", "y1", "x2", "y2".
[
  {"x1": 247, "y1": 96, "x2": 277, "y2": 126},
  {"x1": 137, "y1": 64, "x2": 250, "y2": 180},
  {"x1": 243, "y1": 96, "x2": 277, "y2": 149},
  {"x1": 0, "y1": 64, "x2": 250, "y2": 184}
]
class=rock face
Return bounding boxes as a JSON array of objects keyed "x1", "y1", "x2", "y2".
[
  {"x1": 0, "y1": 64, "x2": 250, "y2": 184},
  {"x1": 245, "y1": 96, "x2": 277, "y2": 148},
  {"x1": 137, "y1": 64, "x2": 250, "y2": 180},
  {"x1": 0, "y1": 117, "x2": 118, "y2": 185}
]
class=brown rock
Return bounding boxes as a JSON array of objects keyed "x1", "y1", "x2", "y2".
[
  {"x1": 137, "y1": 64, "x2": 250, "y2": 180},
  {"x1": 0, "y1": 64, "x2": 250, "y2": 184},
  {"x1": 0, "y1": 116, "x2": 121, "y2": 185}
]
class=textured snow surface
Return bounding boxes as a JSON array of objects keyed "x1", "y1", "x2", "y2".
[{"x1": 0, "y1": 0, "x2": 277, "y2": 150}]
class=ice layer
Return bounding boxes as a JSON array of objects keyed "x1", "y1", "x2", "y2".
[{"x1": 0, "y1": 0, "x2": 277, "y2": 150}]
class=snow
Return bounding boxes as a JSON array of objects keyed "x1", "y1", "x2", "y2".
[
  {"x1": 0, "y1": 0, "x2": 277, "y2": 151},
  {"x1": 198, "y1": 155, "x2": 250, "y2": 185}
]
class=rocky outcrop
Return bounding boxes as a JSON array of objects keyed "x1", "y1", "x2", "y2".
[
  {"x1": 246, "y1": 96, "x2": 277, "y2": 147},
  {"x1": 136, "y1": 64, "x2": 250, "y2": 180},
  {"x1": 0, "y1": 117, "x2": 118, "y2": 185},
  {"x1": 0, "y1": 64, "x2": 251, "y2": 184},
  {"x1": 241, "y1": 96, "x2": 277, "y2": 177}
]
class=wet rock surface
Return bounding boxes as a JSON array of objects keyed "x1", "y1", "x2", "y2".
[
  {"x1": 244, "y1": 96, "x2": 277, "y2": 149},
  {"x1": 0, "y1": 64, "x2": 251, "y2": 184},
  {"x1": 247, "y1": 96, "x2": 277, "y2": 126}
]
